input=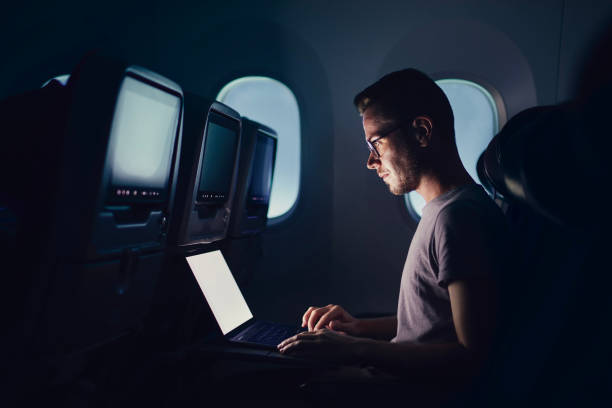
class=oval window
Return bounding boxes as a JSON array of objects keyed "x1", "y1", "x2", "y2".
[
  {"x1": 217, "y1": 77, "x2": 300, "y2": 223},
  {"x1": 405, "y1": 79, "x2": 503, "y2": 219}
]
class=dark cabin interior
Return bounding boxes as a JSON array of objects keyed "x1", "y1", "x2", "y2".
[{"x1": 1, "y1": 1, "x2": 611, "y2": 407}]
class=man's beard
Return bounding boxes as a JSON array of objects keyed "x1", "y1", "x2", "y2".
[{"x1": 388, "y1": 143, "x2": 422, "y2": 196}]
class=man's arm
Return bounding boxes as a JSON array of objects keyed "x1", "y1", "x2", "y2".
[
  {"x1": 353, "y1": 316, "x2": 397, "y2": 341},
  {"x1": 279, "y1": 278, "x2": 497, "y2": 380},
  {"x1": 354, "y1": 279, "x2": 496, "y2": 378}
]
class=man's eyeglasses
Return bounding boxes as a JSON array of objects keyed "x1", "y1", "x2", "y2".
[{"x1": 366, "y1": 122, "x2": 405, "y2": 159}]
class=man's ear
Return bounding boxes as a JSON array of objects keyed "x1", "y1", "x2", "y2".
[{"x1": 412, "y1": 116, "x2": 433, "y2": 147}]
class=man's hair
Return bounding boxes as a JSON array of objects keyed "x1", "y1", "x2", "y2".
[{"x1": 353, "y1": 68, "x2": 455, "y2": 140}]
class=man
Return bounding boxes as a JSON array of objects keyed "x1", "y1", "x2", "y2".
[{"x1": 278, "y1": 69, "x2": 508, "y2": 382}]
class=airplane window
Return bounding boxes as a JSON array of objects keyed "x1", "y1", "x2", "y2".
[
  {"x1": 405, "y1": 79, "x2": 502, "y2": 219},
  {"x1": 217, "y1": 77, "x2": 300, "y2": 223}
]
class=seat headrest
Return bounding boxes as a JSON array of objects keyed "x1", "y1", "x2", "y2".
[
  {"x1": 0, "y1": 81, "x2": 69, "y2": 215},
  {"x1": 478, "y1": 106, "x2": 558, "y2": 198},
  {"x1": 477, "y1": 104, "x2": 589, "y2": 228}
]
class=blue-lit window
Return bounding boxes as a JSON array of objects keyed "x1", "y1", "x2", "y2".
[
  {"x1": 405, "y1": 79, "x2": 503, "y2": 219},
  {"x1": 217, "y1": 77, "x2": 300, "y2": 223}
]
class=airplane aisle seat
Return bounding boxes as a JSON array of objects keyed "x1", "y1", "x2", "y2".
[
  {"x1": 475, "y1": 101, "x2": 611, "y2": 406},
  {"x1": 17, "y1": 53, "x2": 185, "y2": 358},
  {"x1": 146, "y1": 95, "x2": 243, "y2": 349}
]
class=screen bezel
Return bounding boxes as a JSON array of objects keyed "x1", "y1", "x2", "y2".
[
  {"x1": 195, "y1": 109, "x2": 241, "y2": 205},
  {"x1": 105, "y1": 72, "x2": 183, "y2": 206}
]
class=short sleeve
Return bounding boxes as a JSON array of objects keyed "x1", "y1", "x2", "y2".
[{"x1": 432, "y1": 202, "x2": 502, "y2": 288}]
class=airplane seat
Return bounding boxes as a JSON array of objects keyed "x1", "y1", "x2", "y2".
[
  {"x1": 218, "y1": 118, "x2": 277, "y2": 291},
  {"x1": 0, "y1": 80, "x2": 70, "y2": 232},
  {"x1": 1, "y1": 53, "x2": 189, "y2": 407},
  {"x1": 0, "y1": 80, "x2": 72, "y2": 355},
  {"x1": 227, "y1": 118, "x2": 277, "y2": 238},
  {"x1": 146, "y1": 95, "x2": 242, "y2": 350},
  {"x1": 7, "y1": 52, "x2": 186, "y2": 372},
  {"x1": 166, "y1": 95, "x2": 241, "y2": 248},
  {"x1": 220, "y1": 235, "x2": 263, "y2": 289},
  {"x1": 475, "y1": 101, "x2": 612, "y2": 406}
]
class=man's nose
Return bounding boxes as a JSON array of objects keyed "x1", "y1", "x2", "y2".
[{"x1": 366, "y1": 151, "x2": 379, "y2": 169}]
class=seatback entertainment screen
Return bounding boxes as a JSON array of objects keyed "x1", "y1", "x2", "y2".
[
  {"x1": 106, "y1": 75, "x2": 181, "y2": 203},
  {"x1": 247, "y1": 130, "x2": 276, "y2": 205},
  {"x1": 196, "y1": 110, "x2": 240, "y2": 205}
]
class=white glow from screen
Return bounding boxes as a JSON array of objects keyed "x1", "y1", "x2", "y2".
[
  {"x1": 405, "y1": 79, "x2": 499, "y2": 219},
  {"x1": 186, "y1": 251, "x2": 253, "y2": 335},
  {"x1": 109, "y1": 77, "x2": 180, "y2": 188},
  {"x1": 217, "y1": 77, "x2": 301, "y2": 220}
]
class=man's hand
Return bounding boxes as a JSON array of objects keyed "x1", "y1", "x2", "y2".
[
  {"x1": 301, "y1": 304, "x2": 361, "y2": 335},
  {"x1": 277, "y1": 329, "x2": 363, "y2": 363}
]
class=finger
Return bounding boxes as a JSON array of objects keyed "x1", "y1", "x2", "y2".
[
  {"x1": 307, "y1": 306, "x2": 331, "y2": 331},
  {"x1": 301, "y1": 307, "x2": 316, "y2": 328},
  {"x1": 314, "y1": 305, "x2": 345, "y2": 331},
  {"x1": 314, "y1": 309, "x2": 338, "y2": 331},
  {"x1": 278, "y1": 338, "x2": 316, "y2": 355},
  {"x1": 278, "y1": 339, "x2": 301, "y2": 354},
  {"x1": 278, "y1": 330, "x2": 319, "y2": 349},
  {"x1": 277, "y1": 334, "x2": 299, "y2": 349}
]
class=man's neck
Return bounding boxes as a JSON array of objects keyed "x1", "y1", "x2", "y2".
[{"x1": 415, "y1": 162, "x2": 474, "y2": 203}]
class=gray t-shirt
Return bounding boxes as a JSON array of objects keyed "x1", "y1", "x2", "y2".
[{"x1": 393, "y1": 183, "x2": 507, "y2": 344}]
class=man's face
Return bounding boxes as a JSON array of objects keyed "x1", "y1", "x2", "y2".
[{"x1": 363, "y1": 107, "x2": 422, "y2": 195}]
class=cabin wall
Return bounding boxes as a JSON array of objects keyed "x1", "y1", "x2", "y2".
[{"x1": 1, "y1": 0, "x2": 611, "y2": 324}]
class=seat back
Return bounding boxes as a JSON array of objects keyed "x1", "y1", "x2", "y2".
[
  {"x1": 228, "y1": 117, "x2": 277, "y2": 238},
  {"x1": 3, "y1": 53, "x2": 185, "y2": 356},
  {"x1": 167, "y1": 95, "x2": 241, "y2": 248},
  {"x1": 475, "y1": 100, "x2": 612, "y2": 406}
]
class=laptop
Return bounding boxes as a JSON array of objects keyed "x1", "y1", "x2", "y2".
[{"x1": 186, "y1": 250, "x2": 306, "y2": 350}]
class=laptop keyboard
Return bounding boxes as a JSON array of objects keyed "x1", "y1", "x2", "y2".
[{"x1": 238, "y1": 321, "x2": 304, "y2": 346}]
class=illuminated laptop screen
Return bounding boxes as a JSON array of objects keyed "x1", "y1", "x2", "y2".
[
  {"x1": 107, "y1": 75, "x2": 181, "y2": 203},
  {"x1": 186, "y1": 250, "x2": 253, "y2": 335}
]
